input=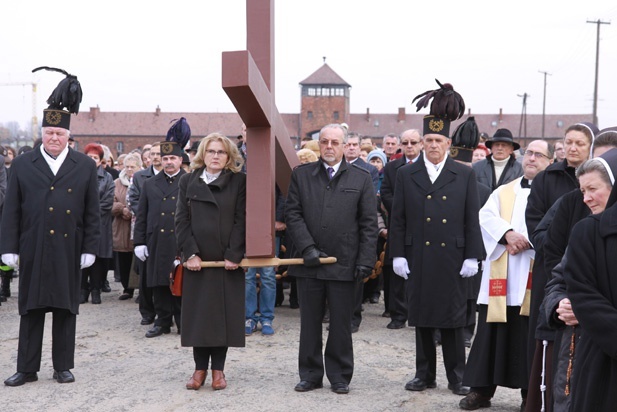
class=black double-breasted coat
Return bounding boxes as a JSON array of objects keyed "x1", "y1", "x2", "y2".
[
  {"x1": 134, "y1": 169, "x2": 186, "y2": 288},
  {"x1": 0, "y1": 147, "x2": 101, "y2": 315},
  {"x1": 285, "y1": 160, "x2": 378, "y2": 280},
  {"x1": 175, "y1": 169, "x2": 246, "y2": 348},
  {"x1": 389, "y1": 157, "x2": 483, "y2": 328}
]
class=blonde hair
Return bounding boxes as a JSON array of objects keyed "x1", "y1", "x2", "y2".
[
  {"x1": 303, "y1": 140, "x2": 320, "y2": 159},
  {"x1": 124, "y1": 152, "x2": 143, "y2": 168},
  {"x1": 296, "y1": 148, "x2": 318, "y2": 164},
  {"x1": 191, "y1": 133, "x2": 244, "y2": 173}
]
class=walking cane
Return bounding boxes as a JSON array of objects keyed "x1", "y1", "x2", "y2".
[
  {"x1": 540, "y1": 339, "x2": 548, "y2": 412},
  {"x1": 188, "y1": 257, "x2": 337, "y2": 268}
]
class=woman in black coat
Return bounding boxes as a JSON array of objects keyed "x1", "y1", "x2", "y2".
[
  {"x1": 524, "y1": 122, "x2": 596, "y2": 411},
  {"x1": 81, "y1": 143, "x2": 114, "y2": 304},
  {"x1": 175, "y1": 133, "x2": 246, "y2": 391},
  {"x1": 561, "y1": 160, "x2": 617, "y2": 411}
]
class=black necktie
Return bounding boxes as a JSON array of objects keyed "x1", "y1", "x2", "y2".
[{"x1": 521, "y1": 178, "x2": 530, "y2": 188}]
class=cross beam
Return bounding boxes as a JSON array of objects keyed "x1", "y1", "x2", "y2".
[{"x1": 222, "y1": 0, "x2": 299, "y2": 258}]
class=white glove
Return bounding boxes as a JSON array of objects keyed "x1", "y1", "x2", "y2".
[
  {"x1": 392, "y1": 257, "x2": 410, "y2": 280},
  {"x1": 135, "y1": 245, "x2": 149, "y2": 262},
  {"x1": 1, "y1": 253, "x2": 19, "y2": 270},
  {"x1": 80, "y1": 253, "x2": 96, "y2": 269},
  {"x1": 460, "y1": 258, "x2": 478, "y2": 278}
]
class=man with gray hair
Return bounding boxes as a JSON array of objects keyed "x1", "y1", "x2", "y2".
[{"x1": 286, "y1": 123, "x2": 377, "y2": 394}]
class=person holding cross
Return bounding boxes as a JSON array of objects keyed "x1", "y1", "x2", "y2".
[{"x1": 286, "y1": 123, "x2": 377, "y2": 395}]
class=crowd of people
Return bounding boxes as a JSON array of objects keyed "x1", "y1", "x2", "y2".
[{"x1": 1, "y1": 73, "x2": 616, "y2": 412}]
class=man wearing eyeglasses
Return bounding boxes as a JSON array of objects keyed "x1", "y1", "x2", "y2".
[
  {"x1": 459, "y1": 140, "x2": 551, "y2": 410},
  {"x1": 286, "y1": 123, "x2": 377, "y2": 395},
  {"x1": 380, "y1": 129, "x2": 422, "y2": 330},
  {"x1": 472, "y1": 129, "x2": 523, "y2": 191}
]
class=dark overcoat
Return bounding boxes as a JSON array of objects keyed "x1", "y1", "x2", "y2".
[
  {"x1": 134, "y1": 169, "x2": 186, "y2": 287},
  {"x1": 563, "y1": 206, "x2": 617, "y2": 411},
  {"x1": 389, "y1": 157, "x2": 483, "y2": 328},
  {"x1": 285, "y1": 160, "x2": 378, "y2": 281},
  {"x1": 127, "y1": 165, "x2": 155, "y2": 215},
  {"x1": 0, "y1": 148, "x2": 100, "y2": 315},
  {"x1": 472, "y1": 154, "x2": 523, "y2": 191},
  {"x1": 175, "y1": 169, "x2": 246, "y2": 348},
  {"x1": 95, "y1": 165, "x2": 115, "y2": 258}
]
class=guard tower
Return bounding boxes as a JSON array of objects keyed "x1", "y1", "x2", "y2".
[{"x1": 299, "y1": 61, "x2": 351, "y2": 139}]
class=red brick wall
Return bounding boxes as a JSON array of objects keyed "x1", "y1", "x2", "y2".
[{"x1": 300, "y1": 96, "x2": 348, "y2": 138}]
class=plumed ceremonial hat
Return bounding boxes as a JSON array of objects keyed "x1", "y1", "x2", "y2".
[
  {"x1": 449, "y1": 116, "x2": 480, "y2": 163},
  {"x1": 166, "y1": 117, "x2": 192, "y2": 151},
  {"x1": 412, "y1": 79, "x2": 465, "y2": 137},
  {"x1": 33, "y1": 66, "x2": 83, "y2": 130}
]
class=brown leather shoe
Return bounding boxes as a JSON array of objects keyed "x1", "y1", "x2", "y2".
[
  {"x1": 186, "y1": 370, "x2": 206, "y2": 390},
  {"x1": 211, "y1": 370, "x2": 227, "y2": 390}
]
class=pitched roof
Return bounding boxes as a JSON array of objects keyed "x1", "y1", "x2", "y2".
[{"x1": 299, "y1": 64, "x2": 351, "y2": 87}]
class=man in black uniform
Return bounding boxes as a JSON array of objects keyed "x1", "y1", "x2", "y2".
[
  {"x1": 134, "y1": 141, "x2": 186, "y2": 337},
  {"x1": 1, "y1": 68, "x2": 100, "y2": 386}
]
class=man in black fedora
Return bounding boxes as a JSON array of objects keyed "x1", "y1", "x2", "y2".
[{"x1": 472, "y1": 129, "x2": 523, "y2": 191}]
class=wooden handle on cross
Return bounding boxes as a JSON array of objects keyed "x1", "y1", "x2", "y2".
[{"x1": 186, "y1": 256, "x2": 337, "y2": 268}]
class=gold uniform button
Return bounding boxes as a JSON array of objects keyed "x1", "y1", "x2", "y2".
[
  {"x1": 66, "y1": 210, "x2": 71, "y2": 214},
  {"x1": 160, "y1": 229, "x2": 165, "y2": 232},
  {"x1": 170, "y1": 229, "x2": 174, "y2": 233},
  {"x1": 163, "y1": 197, "x2": 167, "y2": 201},
  {"x1": 426, "y1": 217, "x2": 431, "y2": 222},
  {"x1": 49, "y1": 207, "x2": 54, "y2": 212},
  {"x1": 171, "y1": 196, "x2": 176, "y2": 200},
  {"x1": 50, "y1": 230, "x2": 55, "y2": 235},
  {"x1": 425, "y1": 241, "x2": 430, "y2": 246},
  {"x1": 427, "y1": 195, "x2": 432, "y2": 199},
  {"x1": 442, "y1": 196, "x2": 447, "y2": 200},
  {"x1": 161, "y1": 212, "x2": 165, "y2": 216},
  {"x1": 441, "y1": 243, "x2": 446, "y2": 247},
  {"x1": 68, "y1": 189, "x2": 72, "y2": 193},
  {"x1": 64, "y1": 234, "x2": 68, "y2": 238},
  {"x1": 171, "y1": 212, "x2": 175, "y2": 215},
  {"x1": 442, "y1": 219, "x2": 447, "y2": 224},
  {"x1": 50, "y1": 186, "x2": 55, "y2": 191}
]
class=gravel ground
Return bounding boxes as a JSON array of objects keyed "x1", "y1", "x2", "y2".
[{"x1": 0, "y1": 273, "x2": 524, "y2": 412}]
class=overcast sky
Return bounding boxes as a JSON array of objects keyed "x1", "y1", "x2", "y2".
[{"x1": 1, "y1": 0, "x2": 616, "y2": 131}]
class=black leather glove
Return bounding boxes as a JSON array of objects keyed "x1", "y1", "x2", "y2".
[
  {"x1": 355, "y1": 265, "x2": 373, "y2": 281},
  {"x1": 302, "y1": 245, "x2": 327, "y2": 268}
]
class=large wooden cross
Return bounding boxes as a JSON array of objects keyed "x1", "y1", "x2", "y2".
[{"x1": 222, "y1": 0, "x2": 299, "y2": 258}]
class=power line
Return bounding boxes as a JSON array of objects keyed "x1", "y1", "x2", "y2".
[{"x1": 586, "y1": 19, "x2": 611, "y2": 125}]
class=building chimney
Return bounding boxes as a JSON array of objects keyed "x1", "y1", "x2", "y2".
[
  {"x1": 398, "y1": 107, "x2": 405, "y2": 122},
  {"x1": 499, "y1": 108, "x2": 503, "y2": 123},
  {"x1": 366, "y1": 108, "x2": 370, "y2": 121},
  {"x1": 89, "y1": 105, "x2": 100, "y2": 121},
  {"x1": 155, "y1": 105, "x2": 161, "y2": 116}
]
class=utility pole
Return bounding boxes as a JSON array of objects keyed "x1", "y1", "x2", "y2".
[
  {"x1": 538, "y1": 71, "x2": 551, "y2": 138},
  {"x1": 587, "y1": 19, "x2": 610, "y2": 126},
  {"x1": 517, "y1": 93, "x2": 528, "y2": 138}
]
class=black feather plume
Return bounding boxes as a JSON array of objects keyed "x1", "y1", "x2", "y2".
[
  {"x1": 32, "y1": 66, "x2": 83, "y2": 114},
  {"x1": 412, "y1": 79, "x2": 465, "y2": 121},
  {"x1": 166, "y1": 117, "x2": 191, "y2": 150},
  {"x1": 451, "y1": 116, "x2": 479, "y2": 148}
]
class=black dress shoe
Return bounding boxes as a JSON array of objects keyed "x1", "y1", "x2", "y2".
[
  {"x1": 102, "y1": 280, "x2": 111, "y2": 293},
  {"x1": 405, "y1": 377, "x2": 437, "y2": 391},
  {"x1": 53, "y1": 370, "x2": 75, "y2": 383},
  {"x1": 145, "y1": 325, "x2": 171, "y2": 338},
  {"x1": 4, "y1": 372, "x2": 38, "y2": 386},
  {"x1": 294, "y1": 380, "x2": 323, "y2": 392},
  {"x1": 459, "y1": 391, "x2": 492, "y2": 410},
  {"x1": 140, "y1": 317, "x2": 154, "y2": 325},
  {"x1": 331, "y1": 382, "x2": 350, "y2": 394},
  {"x1": 387, "y1": 320, "x2": 406, "y2": 329},
  {"x1": 448, "y1": 382, "x2": 471, "y2": 395},
  {"x1": 381, "y1": 311, "x2": 391, "y2": 318}
]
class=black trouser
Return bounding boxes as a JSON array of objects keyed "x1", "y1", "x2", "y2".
[
  {"x1": 17, "y1": 308, "x2": 76, "y2": 373},
  {"x1": 352, "y1": 279, "x2": 363, "y2": 327},
  {"x1": 138, "y1": 259, "x2": 155, "y2": 320},
  {"x1": 116, "y1": 251, "x2": 134, "y2": 294},
  {"x1": 81, "y1": 258, "x2": 107, "y2": 290},
  {"x1": 415, "y1": 326, "x2": 466, "y2": 384},
  {"x1": 296, "y1": 277, "x2": 355, "y2": 385},
  {"x1": 383, "y1": 265, "x2": 407, "y2": 321},
  {"x1": 193, "y1": 347, "x2": 228, "y2": 370},
  {"x1": 152, "y1": 286, "x2": 177, "y2": 328}
]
